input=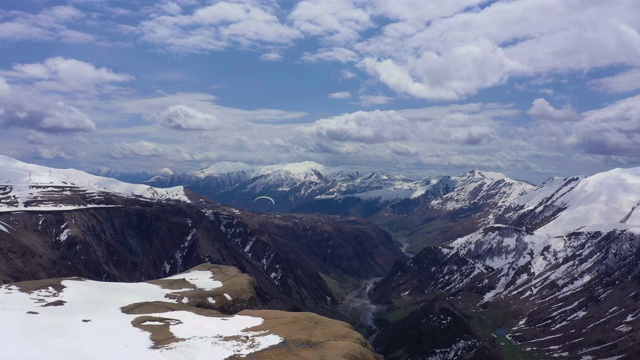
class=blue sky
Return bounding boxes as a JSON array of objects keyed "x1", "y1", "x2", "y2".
[{"x1": 1, "y1": 0, "x2": 640, "y2": 183}]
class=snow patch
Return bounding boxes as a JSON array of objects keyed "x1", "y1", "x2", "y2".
[
  {"x1": 0, "y1": 273, "x2": 281, "y2": 359},
  {"x1": 165, "y1": 270, "x2": 223, "y2": 291}
]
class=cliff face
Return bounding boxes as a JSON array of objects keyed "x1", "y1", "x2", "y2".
[{"x1": 0, "y1": 198, "x2": 404, "y2": 318}]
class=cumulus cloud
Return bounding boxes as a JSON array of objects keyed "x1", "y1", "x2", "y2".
[
  {"x1": 449, "y1": 126, "x2": 497, "y2": 145},
  {"x1": 328, "y1": 91, "x2": 351, "y2": 99},
  {"x1": 289, "y1": 0, "x2": 371, "y2": 45},
  {"x1": 347, "y1": 1, "x2": 640, "y2": 100},
  {"x1": 528, "y1": 98, "x2": 581, "y2": 122},
  {"x1": 3, "y1": 57, "x2": 133, "y2": 92},
  {"x1": 147, "y1": 105, "x2": 220, "y2": 131},
  {"x1": 394, "y1": 103, "x2": 509, "y2": 147},
  {"x1": 312, "y1": 110, "x2": 411, "y2": 144},
  {"x1": 572, "y1": 94, "x2": 640, "y2": 155},
  {"x1": 360, "y1": 38, "x2": 522, "y2": 100},
  {"x1": 360, "y1": 58, "x2": 443, "y2": 99},
  {"x1": 40, "y1": 102, "x2": 97, "y2": 132},
  {"x1": 590, "y1": 69, "x2": 640, "y2": 93},
  {"x1": 0, "y1": 102, "x2": 96, "y2": 133},
  {"x1": 0, "y1": 6, "x2": 90, "y2": 43},
  {"x1": 139, "y1": 2, "x2": 302, "y2": 53},
  {"x1": 520, "y1": 95, "x2": 640, "y2": 161}
]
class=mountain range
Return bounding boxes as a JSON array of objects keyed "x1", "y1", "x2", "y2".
[
  {"x1": 98, "y1": 159, "x2": 640, "y2": 359},
  {"x1": 3, "y1": 155, "x2": 640, "y2": 359},
  {"x1": 137, "y1": 161, "x2": 534, "y2": 254},
  {"x1": 370, "y1": 167, "x2": 640, "y2": 359}
]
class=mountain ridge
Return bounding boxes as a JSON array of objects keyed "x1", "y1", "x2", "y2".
[{"x1": 370, "y1": 166, "x2": 640, "y2": 359}]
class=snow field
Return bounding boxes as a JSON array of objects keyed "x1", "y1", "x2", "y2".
[{"x1": 0, "y1": 269, "x2": 281, "y2": 359}]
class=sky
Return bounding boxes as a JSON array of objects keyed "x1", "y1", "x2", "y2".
[{"x1": 1, "y1": 0, "x2": 640, "y2": 183}]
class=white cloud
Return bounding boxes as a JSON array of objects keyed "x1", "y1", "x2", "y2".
[
  {"x1": 118, "y1": 92, "x2": 307, "y2": 123},
  {"x1": 339, "y1": 70, "x2": 357, "y2": 80},
  {"x1": 360, "y1": 58, "x2": 446, "y2": 99},
  {"x1": 0, "y1": 77, "x2": 10, "y2": 95},
  {"x1": 289, "y1": 0, "x2": 371, "y2": 45},
  {"x1": 528, "y1": 98, "x2": 581, "y2": 122},
  {"x1": 572, "y1": 94, "x2": 640, "y2": 156},
  {"x1": 328, "y1": 91, "x2": 351, "y2": 99},
  {"x1": 3, "y1": 57, "x2": 133, "y2": 93},
  {"x1": 520, "y1": 95, "x2": 640, "y2": 161},
  {"x1": 302, "y1": 47, "x2": 358, "y2": 63},
  {"x1": 449, "y1": 126, "x2": 497, "y2": 145},
  {"x1": 387, "y1": 143, "x2": 418, "y2": 156},
  {"x1": 59, "y1": 29, "x2": 95, "y2": 43},
  {"x1": 360, "y1": 38, "x2": 522, "y2": 100},
  {"x1": 39, "y1": 102, "x2": 97, "y2": 132},
  {"x1": 148, "y1": 105, "x2": 220, "y2": 131},
  {"x1": 0, "y1": 102, "x2": 95, "y2": 133},
  {"x1": 139, "y1": 2, "x2": 302, "y2": 53},
  {"x1": 0, "y1": 6, "x2": 85, "y2": 42},
  {"x1": 311, "y1": 110, "x2": 411, "y2": 144},
  {"x1": 351, "y1": 1, "x2": 640, "y2": 100},
  {"x1": 259, "y1": 52, "x2": 283, "y2": 61},
  {"x1": 34, "y1": 146, "x2": 70, "y2": 160},
  {"x1": 109, "y1": 140, "x2": 165, "y2": 159},
  {"x1": 159, "y1": 2, "x2": 182, "y2": 15},
  {"x1": 368, "y1": 0, "x2": 486, "y2": 22},
  {"x1": 25, "y1": 131, "x2": 50, "y2": 145},
  {"x1": 359, "y1": 94, "x2": 393, "y2": 106},
  {"x1": 590, "y1": 68, "x2": 640, "y2": 93}
]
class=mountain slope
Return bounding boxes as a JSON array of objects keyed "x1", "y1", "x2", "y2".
[
  {"x1": 0, "y1": 156, "x2": 405, "y2": 320},
  {"x1": 371, "y1": 167, "x2": 640, "y2": 359},
  {"x1": 0, "y1": 155, "x2": 189, "y2": 212},
  {"x1": 1, "y1": 263, "x2": 381, "y2": 359},
  {"x1": 143, "y1": 161, "x2": 534, "y2": 253}
]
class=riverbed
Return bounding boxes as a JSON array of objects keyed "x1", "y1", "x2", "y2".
[{"x1": 339, "y1": 277, "x2": 381, "y2": 341}]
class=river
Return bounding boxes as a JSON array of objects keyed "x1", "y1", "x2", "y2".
[{"x1": 339, "y1": 277, "x2": 381, "y2": 342}]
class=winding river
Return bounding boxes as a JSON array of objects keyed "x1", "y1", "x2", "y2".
[{"x1": 339, "y1": 277, "x2": 381, "y2": 342}]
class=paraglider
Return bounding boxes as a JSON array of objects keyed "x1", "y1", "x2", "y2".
[{"x1": 253, "y1": 195, "x2": 275, "y2": 205}]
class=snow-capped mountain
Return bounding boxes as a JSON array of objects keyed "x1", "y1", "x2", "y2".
[
  {"x1": 144, "y1": 161, "x2": 435, "y2": 217},
  {"x1": 371, "y1": 167, "x2": 640, "y2": 359},
  {"x1": 0, "y1": 155, "x2": 189, "y2": 212},
  {"x1": 0, "y1": 155, "x2": 404, "y2": 322},
  {"x1": 144, "y1": 161, "x2": 534, "y2": 253},
  {"x1": 89, "y1": 166, "x2": 173, "y2": 184}
]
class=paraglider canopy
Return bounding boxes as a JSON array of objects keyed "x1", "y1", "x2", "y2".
[{"x1": 253, "y1": 195, "x2": 275, "y2": 205}]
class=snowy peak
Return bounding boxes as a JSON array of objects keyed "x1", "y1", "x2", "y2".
[
  {"x1": 323, "y1": 171, "x2": 424, "y2": 201},
  {"x1": 0, "y1": 155, "x2": 189, "y2": 212},
  {"x1": 534, "y1": 167, "x2": 640, "y2": 234},
  {"x1": 375, "y1": 166, "x2": 640, "y2": 359},
  {"x1": 155, "y1": 167, "x2": 174, "y2": 176},
  {"x1": 189, "y1": 161, "x2": 256, "y2": 178},
  {"x1": 258, "y1": 161, "x2": 328, "y2": 182},
  {"x1": 430, "y1": 170, "x2": 534, "y2": 212},
  {"x1": 455, "y1": 169, "x2": 522, "y2": 185}
]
